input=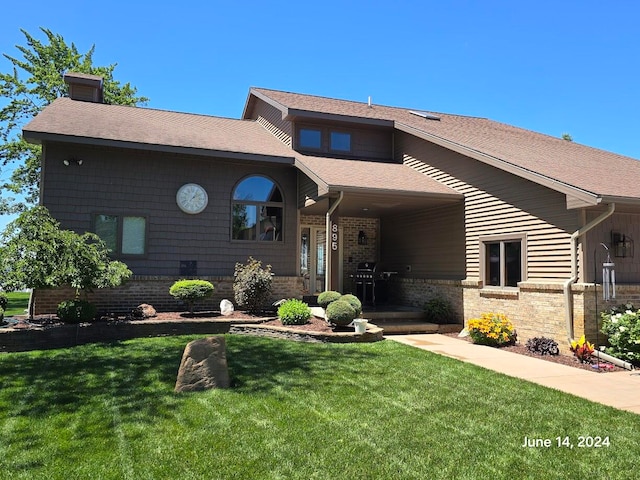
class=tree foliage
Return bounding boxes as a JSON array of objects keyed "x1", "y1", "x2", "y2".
[
  {"x1": 0, "y1": 28, "x2": 148, "y2": 213},
  {"x1": 0, "y1": 206, "x2": 131, "y2": 317}
]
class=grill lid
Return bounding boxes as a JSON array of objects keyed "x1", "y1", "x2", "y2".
[{"x1": 356, "y1": 262, "x2": 377, "y2": 272}]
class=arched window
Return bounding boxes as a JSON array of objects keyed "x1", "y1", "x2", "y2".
[{"x1": 232, "y1": 175, "x2": 283, "y2": 241}]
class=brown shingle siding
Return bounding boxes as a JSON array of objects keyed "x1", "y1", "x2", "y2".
[{"x1": 42, "y1": 142, "x2": 298, "y2": 277}]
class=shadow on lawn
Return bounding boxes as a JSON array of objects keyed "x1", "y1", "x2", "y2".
[{"x1": 0, "y1": 335, "x2": 378, "y2": 421}]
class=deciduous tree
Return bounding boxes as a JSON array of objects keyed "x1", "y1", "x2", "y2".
[{"x1": 0, "y1": 206, "x2": 131, "y2": 318}]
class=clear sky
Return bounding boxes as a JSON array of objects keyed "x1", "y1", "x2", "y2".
[{"x1": 1, "y1": 0, "x2": 639, "y2": 231}]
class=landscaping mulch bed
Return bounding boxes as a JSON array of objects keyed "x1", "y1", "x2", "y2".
[{"x1": 443, "y1": 332, "x2": 625, "y2": 373}]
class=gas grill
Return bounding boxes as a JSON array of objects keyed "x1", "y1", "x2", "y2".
[
  {"x1": 354, "y1": 262, "x2": 378, "y2": 305},
  {"x1": 353, "y1": 262, "x2": 398, "y2": 305}
]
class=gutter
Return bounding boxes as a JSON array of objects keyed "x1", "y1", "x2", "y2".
[
  {"x1": 563, "y1": 203, "x2": 615, "y2": 343},
  {"x1": 325, "y1": 192, "x2": 344, "y2": 292}
]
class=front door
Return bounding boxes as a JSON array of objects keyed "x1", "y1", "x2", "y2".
[{"x1": 300, "y1": 226, "x2": 342, "y2": 294}]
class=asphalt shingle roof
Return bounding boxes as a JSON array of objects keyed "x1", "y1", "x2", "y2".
[{"x1": 251, "y1": 88, "x2": 640, "y2": 200}]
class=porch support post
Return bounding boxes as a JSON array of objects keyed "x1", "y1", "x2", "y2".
[{"x1": 325, "y1": 192, "x2": 344, "y2": 292}]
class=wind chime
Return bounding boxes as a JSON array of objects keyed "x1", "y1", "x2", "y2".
[{"x1": 601, "y1": 244, "x2": 616, "y2": 301}]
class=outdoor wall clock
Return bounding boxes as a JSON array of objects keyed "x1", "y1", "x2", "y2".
[{"x1": 176, "y1": 183, "x2": 208, "y2": 214}]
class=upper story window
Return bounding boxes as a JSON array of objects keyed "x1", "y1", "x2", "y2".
[
  {"x1": 297, "y1": 126, "x2": 353, "y2": 154},
  {"x1": 330, "y1": 131, "x2": 351, "y2": 152},
  {"x1": 94, "y1": 214, "x2": 147, "y2": 255},
  {"x1": 299, "y1": 128, "x2": 322, "y2": 149},
  {"x1": 481, "y1": 235, "x2": 526, "y2": 288},
  {"x1": 232, "y1": 175, "x2": 283, "y2": 242}
]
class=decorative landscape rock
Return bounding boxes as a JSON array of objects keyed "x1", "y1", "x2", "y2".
[
  {"x1": 132, "y1": 303, "x2": 157, "y2": 319},
  {"x1": 220, "y1": 299, "x2": 234, "y2": 316},
  {"x1": 175, "y1": 337, "x2": 230, "y2": 392}
]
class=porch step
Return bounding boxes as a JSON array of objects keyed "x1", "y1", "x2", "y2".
[{"x1": 371, "y1": 319, "x2": 440, "y2": 335}]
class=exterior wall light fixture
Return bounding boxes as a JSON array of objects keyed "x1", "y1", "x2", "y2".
[{"x1": 611, "y1": 231, "x2": 634, "y2": 258}]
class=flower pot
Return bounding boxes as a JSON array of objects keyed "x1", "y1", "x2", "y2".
[{"x1": 353, "y1": 319, "x2": 368, "y2": 334}]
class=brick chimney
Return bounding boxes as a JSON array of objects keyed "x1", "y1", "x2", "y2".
[{"x1": 63, "y1": 72, "x2": 104, "y2": 103}]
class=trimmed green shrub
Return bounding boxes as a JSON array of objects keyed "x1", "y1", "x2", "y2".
[
  {"x1": 57, "y1": 299, "x2": 97, "y2": 323},
  {"x1": 424, "y1": 297, "x2": 454, "y2": 324},
  {"x1": 233, "y1": 257, "x2": 273, "y2": 313},
  {"x1": 0, "y1": 292, "x2": 7, "y2": 311},
  {"x1": 326, "y1": 300, "x2": 356, "y2": 327},
  {"x1": 169, "y1": 279, "x2": 214, "y2": 314},
  {"x1": 525, "y1": 337, "x2": 559, "y2": 356},
  {"x1": 317, "y1": 290, "x2": 341, "y2": 309},
  {"x1": 340, "y1": 294, "x2": 362, "y2": 317},
  {"x1": 278, "y1": 299, "x2": 312, "y2": 326},
  {"x1": 0, "y1": 307, "x2": 4, "y2": 322}
]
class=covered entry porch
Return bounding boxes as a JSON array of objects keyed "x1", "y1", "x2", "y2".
[{"x1": 294, "y1": 154, "x2": 464, "y2": 312}]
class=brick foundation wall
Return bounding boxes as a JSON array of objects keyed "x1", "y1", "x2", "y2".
[
  {"x1": 390, "y1": 278, "x2": 464, "y2": 322},
  {"x1": 392, "y1": 277, "x2": 640, "y2": 354},
  {"x1": 33, "y1": 275, "x2": 304, "y2": 315}
]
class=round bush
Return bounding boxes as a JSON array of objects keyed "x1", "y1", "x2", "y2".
[
  {"x1": 340, "y1": 294, "x2": 362, "y2": 317},
  {"x1": 169, "y1": 279, "x2": 214, "y2": 313},
  {"x1": 57, "y1": 299, "x2": 97, "y2": 323},
  {"x1": 0, "y1": 307, "x2": 4, "y2": 322},
  {"x1": 278, "y1": 299, "x2": 312, "y2": 325},
  {"x1": 317, "y1": 290, "x2": 342, "y2": 309},
  {"x1": 325, "y1": 300, "x2": 356, "y2": 326},
  {"x1": 0, "y1": 292, "x2": 8, "y2": 311}
]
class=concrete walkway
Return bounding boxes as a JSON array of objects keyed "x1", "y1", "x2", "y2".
[{"x1": 391, "y1": 333, "x2": 640, "y2": 415}]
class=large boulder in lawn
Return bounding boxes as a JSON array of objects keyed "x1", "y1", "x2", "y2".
[{"x1": 175, "y1": 337, "x2": 230, "y2": 392}]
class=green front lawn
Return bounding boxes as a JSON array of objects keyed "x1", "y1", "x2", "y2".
[
  {"x1": 2, "y1": 291, "x2": 29, "y2": 316},
  {"x1": 0, "y1": 336, "x2": 638, "y2": 479}
]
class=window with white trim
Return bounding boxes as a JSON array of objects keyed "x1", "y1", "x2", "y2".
[{"x1": 482, "y1": 236, "x2": 524, "y2": 287}]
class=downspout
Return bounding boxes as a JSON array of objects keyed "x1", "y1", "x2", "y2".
[
  {"x1": 563, "y1": 203, "x2": 615, "y2": 344},
  {"x1": 325, "y1": 192, "x2": 344, "y2": 292}
]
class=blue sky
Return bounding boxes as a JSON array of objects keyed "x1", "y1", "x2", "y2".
[{"x1": 1, "y1": 0, "x2": 639, "y2": 231}]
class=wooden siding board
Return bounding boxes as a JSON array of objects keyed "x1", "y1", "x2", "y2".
[
  {"x1": 397, "y1": 132, "x2": 580, "y2": 281},
  {"x1": 250, "y1": 99, "x2": 292, "y2": 146},
  {"x1": 42, "y1": 142, "x2": 299, "y2": 277}
]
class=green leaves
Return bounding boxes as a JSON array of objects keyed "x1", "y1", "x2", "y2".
[
  {"x1": 0, "y1": 206, "x2": 131, "y2": 317},
  {"x1": 0, "y1": 27, "x2": 149, "y2": 213}
]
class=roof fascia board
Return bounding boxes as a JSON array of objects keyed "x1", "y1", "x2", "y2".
[
  {"x1": 285, "y1": 109, "x2": 394, "y2": 127},
  {"x1": 327, "y1": 185, "x2": 463, "y2": 200},
  {"x1": 395, "y1": 122, "x2": 600, "y2": 205},
  {"x1": 599, "y1": 195, "x2": 640, "y2": 207},
  {"x1": 243, "y1": 89, "x2": 289, "y2": 120},
  {"x1": 24, "y1": 131, "x2": 295, "y2": 165}
]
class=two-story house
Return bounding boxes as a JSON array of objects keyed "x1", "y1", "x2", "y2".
[{"x1": 22, "y1": 72, "x2": 640, "y2": 347}]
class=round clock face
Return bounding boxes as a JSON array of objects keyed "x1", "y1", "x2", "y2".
[{"x1": 176, "y1": 183, "x2": 208, "y2": 214}]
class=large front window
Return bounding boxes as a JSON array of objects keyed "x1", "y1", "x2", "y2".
[
  {"x1": 232, "y1": 175, "x2": 283, "y2": 242},
  {"x1": 483, "y1": 237, "x2": 524, "y2": 287}
]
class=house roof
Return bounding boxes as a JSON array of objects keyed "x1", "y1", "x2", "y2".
[
  {"x1": 23, "y1": 96, "x2": 462, "y2": 207},
  {"x1": 249, "y1": 88, "x2": 640, "y2": 205},
  {"x1": 23, "y1": 97, "x2": 295, "y2": 163}
]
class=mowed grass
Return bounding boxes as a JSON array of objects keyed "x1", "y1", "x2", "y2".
[
  {"x1": 2, "y1": 291, "x2": 29, "y2": 316},
  {"x1": 1, "y1": 335, "x2": 639, "y2": 479}
]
